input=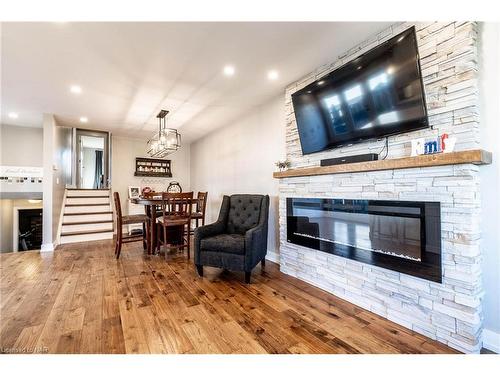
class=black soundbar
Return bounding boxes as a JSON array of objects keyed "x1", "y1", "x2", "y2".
[{"x1": 320, "y1": 153, "x2": 379, "y2": 167}]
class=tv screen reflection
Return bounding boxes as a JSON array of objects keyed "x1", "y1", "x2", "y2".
[{"x1": 292, "y1": 27, "x2": 428, "y2": 154}]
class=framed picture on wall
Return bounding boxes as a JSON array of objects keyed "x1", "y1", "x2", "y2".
[{"x1": 128, "y1": 186, "x2": 140, "y2": 198}]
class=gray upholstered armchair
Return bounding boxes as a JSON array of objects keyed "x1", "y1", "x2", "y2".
[{"x1": 194, "y1": 194, "x2": 269, "y2": 283}]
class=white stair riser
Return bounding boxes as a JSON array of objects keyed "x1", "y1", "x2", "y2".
[
  {"x1": 66, "y1": 197, "x2": 110, "y2": 205},
  {"x1": 61, "y1": 222, "x2": 113, "y2": 234},
  {"x1": 64, "y1": 205, "x2": 111, "y2": 214},
  {"x1": 60, "y1": 231, "x2": 113, "y2": 244},
  {"x1": 66, "y1": 190, "x2": 110, "y2": 197},
  {"x1": 63, "y1": 213, "x2": 113, "y2": 223}
]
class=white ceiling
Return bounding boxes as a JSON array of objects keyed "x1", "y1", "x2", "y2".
[{"x1": 1, "y1": 22, "x2": 392, "y2": 142}]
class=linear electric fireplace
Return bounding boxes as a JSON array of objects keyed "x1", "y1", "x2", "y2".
[{"x1": 286, "y1": 198, "x2": 442, "y2": 283}]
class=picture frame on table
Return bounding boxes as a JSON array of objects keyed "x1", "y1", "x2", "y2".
[{"x1": 128, "y1": 186, "x2": 141, "y2": 198}]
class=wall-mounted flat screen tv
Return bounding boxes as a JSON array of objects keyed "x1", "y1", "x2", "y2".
[{"x1": 292, "y1": 27, "x2": 428, "y2": 155}]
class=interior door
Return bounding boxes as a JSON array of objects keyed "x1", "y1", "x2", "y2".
[{"x1": 75, "y1": 129, "x2": 109, "y2": 189}]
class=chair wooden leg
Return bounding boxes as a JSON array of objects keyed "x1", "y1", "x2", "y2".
[
  {"x1": 114, "y1": 236, "x2": 118, "y2": 255},
  {"x1": 142, "y1": 222, "x2": 147, "y2": 251},
  {"x1": 145, "y1": 221, "x2": 151, "y2": 254},
  {"x1": 245, "y1": 272, "x2": 251, "y2": 284},
  {"x1": 261, "y1": 259, "x2": 266, "y2": 268},
  {"x1": 196, "y1": 265, "x2": 203, "y2": 277},
  {"x1": 186, "y1": 223, "x2": 191, "y2": 259},
  {"x1": 154, "y1": 220, "x2": 160, "y2": 255},
  {"x1": 154, "y1": 221, "x2": 160, "y2": 255},
  {"x1": 151, "y1": 212, "x2": 157, "y2": 254},
  {"x1": 116, "y1": 230, "x2": 122, "y2": 259},
  {"x1": 160, "y1": 224, "x2": 166, "y2": 255}
]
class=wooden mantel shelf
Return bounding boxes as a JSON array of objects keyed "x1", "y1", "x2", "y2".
[{"x1": 273, "y1": 149, "x2": 492, "y2": 179}]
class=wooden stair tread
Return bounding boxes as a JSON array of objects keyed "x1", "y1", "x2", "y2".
[
  {"x1": 62, "y1": 220, "x2": 113, "y2": 226},
  {"x1": 64, "y1": 211, "x2": 113, "y2": 216},
  {"x1": 66, "y1": 188, "x2": 110, "y2": 191},
  {"x1": 65, "y1": 203, "x2": 110, "y2": 207},
  {"x1": 61, "y1": 229, "x2": 114, "y2": 237},
  {"x1": 67, "y1": 195, "x2": 109, "y2": 199}
]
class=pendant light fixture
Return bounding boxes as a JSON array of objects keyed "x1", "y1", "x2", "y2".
[{"x1": 146, "y1": 110, "x2": 181, "y2": 158}]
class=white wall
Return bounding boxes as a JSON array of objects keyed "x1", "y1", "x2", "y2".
[
  {"x1": 0, "y1": 124, "x2": 43, "y2": 167},
  {"x1": 42, "y1": 114, "x2": 71, "y2": 250},
  {"x1": 111, "y1": 136, "x2": 191, "y2": 215},
  {"x1": 0, "y1": 125, "x2": 44, "y2": 249},
  {"x1": 0, "y1": 199, "x2": 15, "y2": 252},
  {"x1": 52, "y1": 125, "x2": 72, "y2": 241},
  {"x1": 42, "y1": 114, "x2": 55, "y2": 249},
  {"x1": 479, "y1": 22, "x2": 500, "y2": 351},
  {"x1": 190, "y1": 95, "x2": 286, "y2": 261}
]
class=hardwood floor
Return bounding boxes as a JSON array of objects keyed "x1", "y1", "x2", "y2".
[{"x1": 0, "y1": 240, "x2": 458, "y2": 354}]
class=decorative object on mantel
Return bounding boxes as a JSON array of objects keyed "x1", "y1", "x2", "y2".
[
  {"x1": 275, "y1": 160, "x2": 291, "y2": 172},
  {"x1": 134, "y1": 157, "x2": 172, "y2": 177},
  {"x1": 411, "y1": 133, "x2": 457, "y2": 157},
  {"x1": 167, "y1": 181, "x2": 182, "y2": 193},
  {"x1": 146, "y1": 109, "x2": 181, "y2": 158},
  {"x1": 141, "y1": 186, "x2": 152, "y2": 195},
  {"x1": 273, "y1": 149, "x2": 492, "y2": 178}
]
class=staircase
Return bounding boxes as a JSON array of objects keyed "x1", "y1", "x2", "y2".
[{"x1": 60, "y1": 189, "x2": 114, "y2": 244}]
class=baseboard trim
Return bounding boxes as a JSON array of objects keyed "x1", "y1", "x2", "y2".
[
  {"x1": 40, "y1": 243, "x2": 54, "y2": 252},
  {"x1": 265, "y1": 251, "x2": 279, "y2": 264},
  {"x1": 483, "y1": 328, "x2": 500, "y2": 353}
]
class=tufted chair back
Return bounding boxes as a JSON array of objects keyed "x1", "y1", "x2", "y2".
[{"x1": 226, "y1": 194, "x2": 265, "y2": 235}]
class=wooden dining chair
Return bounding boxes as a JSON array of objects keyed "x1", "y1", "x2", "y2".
[
  {"x1": 156, "y1": 192, "x2": 193, "y2": 259},
  {"x1": 190, "y1": 191, "x2": 208, "y2": 235},
  {"x1": 113, "y1": 192, "x2": 149, "y2": 259},
  {"x1": 142, "y1": 191, "x2": 163, "y2": 213}
]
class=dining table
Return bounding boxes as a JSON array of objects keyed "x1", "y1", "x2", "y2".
[{"x1": 130, "y1": 196, "x2": 199, "y2": 255}]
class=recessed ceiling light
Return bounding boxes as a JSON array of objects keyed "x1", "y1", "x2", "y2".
[
  {"x1": 267, "y1": 70, "x2": 279, "y2": 81},
  {"x1": 8, "y1": 112, "x2": 19, "y2": 119},
  {"x1": 317, "y1": 80, "x2": 325, "y2": 86},
  {"x1": 223, "y1": 65, "x2": 235, "y2": 76},
  {"x1": 79, "y1": 117, "x2": 88, "y2": 123},
  {"x1": 70, "y1": 85, "x2": 82, "y2": 94}
]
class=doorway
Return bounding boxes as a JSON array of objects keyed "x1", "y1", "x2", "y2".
[
  {"x1": 76, "y1": 129, "x2": 109, "y2": 189},
  {"x1": 17, "y1": 208, "x2": 43, "y2": 251}
]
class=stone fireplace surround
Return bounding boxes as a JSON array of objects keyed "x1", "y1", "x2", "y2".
[{"x1": 278, "y1": 22, "x2": 485, "y2": 353}]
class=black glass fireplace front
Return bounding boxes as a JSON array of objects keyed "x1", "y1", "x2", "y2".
[{"x1": 286, "y1": 198, "x2": 442, "y2": 283}]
